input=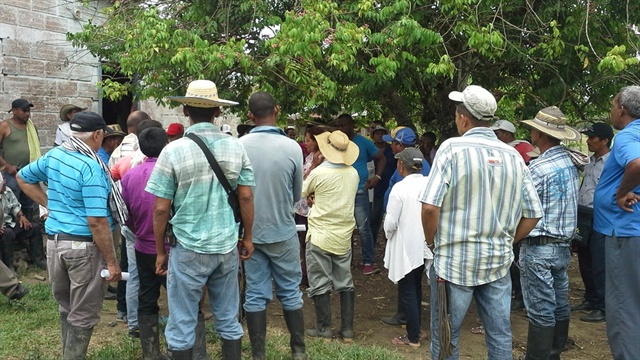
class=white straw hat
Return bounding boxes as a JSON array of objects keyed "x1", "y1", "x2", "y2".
[
  {"x1": 166, "y1": 80, "x2": 238, "y2": 108},
  {"x1": 315, "y1": 130, "x2": 359, "y2": 166}
]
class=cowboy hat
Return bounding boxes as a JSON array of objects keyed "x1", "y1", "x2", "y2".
[
  {"x1": 315, "y1": 130, "x2": 359, "y2": 166},
  {"x1": 520, "y1": 106, "x2": 581, "y2": 141},
  {"x1": 166, "y1": 80, "x2": 238, "y2": 108},
  {"x1": 59, "y1": 104, "x2": 86, "y2": 121}
]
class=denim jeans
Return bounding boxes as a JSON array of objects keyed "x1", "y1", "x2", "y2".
[
  {"x1": 123, "y1": 226, "x2": 139, "y2": 330},
  {"x1": 370, "y1": 196, "x2": 384, "y2": 244},
  {"x1": 605, "y1": 235, "x2": 640, "y2": 360},
  {"x1": 398, "y1": 264, "x2": 424, "y2": 343},
  {"x1": 165, "y1": 243, "x2": 243, "y2": 351},
  {"x1": 354, "y1": 190, "x2": 375, "y2": 265},
  {"x1": 429, "y1": 266, "x2": 512, "y2": 360},
  {"x1": 136, "y1": 250, "x2": 166, "y2": 316},
  {"x1": 243, "y1": 235, "x2": 304, "y2": 313},
  {"x1": 519, "y1": 243, "x2": 571, "y2": 327}
]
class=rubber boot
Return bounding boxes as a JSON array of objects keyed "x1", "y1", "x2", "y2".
[
  {"x1": 283, "y1": 308, "x2": 307, "y2": 360},
  {"x1": 28, "y1": 236, "x2": 47, "y2": 270},
  {"x1": 60, "y1": 313, "x2": 70, "y2": 357},
  {"x1": 245, "y1": 310, "x2": 267, "y2": 360},
  {"x1": 193, "y1": 313, "x2": 209, "y2": 360},
  {"x1": 524, "y1": 323, "x2": 555, "y2": 360},
  {"x1": 549, "y1": 319, "x2": 570, "y2": 360},
  {"x1": 166, "y1": 348, "x2": 193, "y2": 360},
  {"x1": 63, "y1": 325, "x2": 93, "y2": 360},
  {"x1": 380, "y1": 286, "x2": 406, "y2": 326},
  {"x1": 139, "y1": 314, "x2": 167, "y2": 360},
  {"x1": 338, "y1": 290, "x2": 355, "y2": 342},
  {"x1": 305, "y1": 292, "x2": 332, "y2": 340},
  {"x1": 221, "y1": 338, "x2": 242, "y2": 360},
  {"x1": 0, "y1": 238, "x2": 14, "y2": 271}
]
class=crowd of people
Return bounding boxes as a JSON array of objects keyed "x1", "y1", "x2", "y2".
[{"x1": 0, "y1": 81, "x2": 637, "y2": 360}]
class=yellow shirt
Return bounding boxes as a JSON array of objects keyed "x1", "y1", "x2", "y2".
[{"x1": 302, "y1": 161, "x2": 359, "y2": 255}]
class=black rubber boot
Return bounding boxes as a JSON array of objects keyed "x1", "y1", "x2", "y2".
[
  {"x1": 246, "y1": 310, "x2": 266, "y2": 360},
  {"x1": 283, "y1": 308, "x2": 307, "y2": 360},
  {"x1": 549, "y1": 319, "x2": 570, "y2": 360},
  {"x1": 63, "y1": 325, "x2": 93, "y2": 360},
  {"x1": 524, "y1": 323, "x2": 555, "y2": 360},
  {"x1": 338, "y1": 290, "x2": 355, "y2": 342},
  {"x1": 305, "y1": 292, "x2": 332, "y2": 340},
  {"x1": 28, "y1": 236, "x2": 47, "y2": 270},
  {"x1": 193, "y1": 313, "x2": 209, "y2": 360},
  {"x1": 60, "y1": 313, "x2": 70, "y2": 357},
  {"x1": 139, "y1": 314, "x2": 168, "y2": 360},
  {"x1": 380, "y1": 286, "x2": 407, "y2": 326},
  {"x1": 167, "y1": 348, "x2": 193, "y2": 360},
  {"x1": 220, "y1": 338, "x2": 242, "y2": 360}
]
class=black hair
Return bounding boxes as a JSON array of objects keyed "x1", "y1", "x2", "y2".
[
  {"x1": 185, "y1": 105, "x2": 219, "y2": 123},
  {"x1": 248, "y1": 92, "x2": 276, "y2": 118},
  {"x1": 138, "y1": 127, "x2": 168, "y2": 158},
  {"x1": 136, "y1": 119, "x2": 163, "y2": 136}
]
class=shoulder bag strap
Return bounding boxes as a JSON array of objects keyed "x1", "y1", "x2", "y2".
[{"x1": 186, "y1": 133, "x2": 235, "y2": 196}]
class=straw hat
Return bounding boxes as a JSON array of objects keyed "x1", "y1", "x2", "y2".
[
  {"x1": 315, "y1": 130, "x2": 359, "y2": 166},
  {"x1": 166, "y1": 80, "x2": 238, "y2": 108},
  {"x1": 520, "y1": 106, "x2": 581, "y2": 141},
  {"x1": 59, "y1": 104, "x2": 86, "y2": 121}
]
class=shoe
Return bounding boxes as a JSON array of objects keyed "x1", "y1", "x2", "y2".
[
  {"x1": 511, "y1": 298, "x2": 525, "y2": 312},
  {"x1": 104, "y1": 292, "x2": 117, "y2": 301},
  {"x1": 380, "y1": 315, "x2": 406, "y2": 327},
  {"x1": 128, "y1": 328, "x2": 140, "y2": 338},
  {"x1": 580, "y1": 309, "x2": 606, "y2": 323},
  {"x1": 116, "y1": 312, "x2": 127, "y2": 323},
  {"x1": 9, "y1": 284, "x2": 29, "y2": 300},
  {"x1": 571, "y1": 301, "x2": 594, "y2": 311},
  {"x1": 362, "y1": 264, "x2": 380, "y2": 275}
]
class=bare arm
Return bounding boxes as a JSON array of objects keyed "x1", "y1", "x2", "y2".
[
  {"x1": 153, "y1": 196, "x2": 171, "y2": 276},
  {"x1": 237, "y1": 184, "x2": 254, "y2": 260},
  {"x1": 17, "y1": 174, "x2": 47, "y2": 206},
  {"x1": 513, "y1": 217, "x2": 541, "y2": 243},
  {"x1": 421, "y1": 203, "x2": 440, "y2": 248},
  {"x1": 87, "y1": 216, "x2": 121, "y2": 282},
  {"x1": 615, "y1": 159, "x2": 640, "y2": 212}
]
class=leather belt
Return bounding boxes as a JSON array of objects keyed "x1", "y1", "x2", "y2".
[
  {"x1": 521, "y1": 236, "x2": 566, "y2": 246},
  {"x1": 48, "y1": 233, "x2": 94, "y2": 242}
]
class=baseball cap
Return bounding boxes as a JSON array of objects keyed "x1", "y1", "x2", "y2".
[
  {"x1": 581, "y1": 123, "x2": 614, "y2": 141},
  {"x1": 371, "y1": 125, "x2": 388, "y2": 134},
  {"x1": 166, "y1": 123, "x2": 185, "y2": 136},
  {"x1": 69, "y1": 111, "x2": 108, "y2": 132},
  {"x1": 8, "y1": 98, "x2": 33, "y2": 112},
  {"x1": 394, "y1": 148, "x2": 424, "y2": 170},
  {"x1": 382, "y1": 127, "x2": 416, "y2": 146},
  {"x1": 490, "y1": 119, "x2": 516, "y2": 133},
  {"x1": 448, "y1": 85, "x2": 497, "y2": 121}
]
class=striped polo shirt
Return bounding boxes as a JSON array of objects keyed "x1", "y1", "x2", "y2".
[
  {"x1": 419, "y1": 127, "x2": 543, "y2": 287},
  {"x1": 18, "y1": 147, "x2": 113, "y2": 236}
]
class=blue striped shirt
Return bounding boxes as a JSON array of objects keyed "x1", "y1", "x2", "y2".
[
  {"x1": 145, "y1": 122, "x2": 255, "y2": 254},
  {"x1": 18, "y1": 147, "x2": 113, "y2": 236},
  {"x1": 419, "y1": 127, "x2": 543, "y2": 287},
  {"x1": 528, "y1": 145, "x2": 579, "y2": 240}
]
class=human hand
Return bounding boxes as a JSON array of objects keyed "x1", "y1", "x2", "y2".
[
  {"x1": 238, "y1": 237, "x2": 254, "y2": 261},
  {"x1": 616, "y1": 192, "x2": 640, "y2": 212},
  {"x1": 6, "y1": 165, "x2": 17, "y2": 176},
  {"x1": 155, "y1": 252, "x2": 168, "y2": 276},
  {"x1": 306, "y1": 193, "x2": 315, "y2": 207},
  {"x1": 364, "y1": 176, "x2": 380, "y2": 190},
  {"x1": 19, "y1": 216, "x2": 31, "y2": 229},
  {"x1": 105, "y1": 263, "x2": 122, "y2": 282},
  {"x1": 0, "y1": 226, "x2": 4, "y2": 235}
]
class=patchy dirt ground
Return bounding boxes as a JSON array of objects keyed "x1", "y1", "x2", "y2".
[{"x1": 20, "y1": 237, "x2": 613, "y2": 360}]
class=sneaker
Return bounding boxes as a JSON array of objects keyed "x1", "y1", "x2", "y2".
[
  {"x1": 9, "y1": 284, "x2": 29, "y2": 301},
  {"x1": 362, "y1": 264, "x2": 380, "y2": 275},
  {"x1": 128, "y1": 329, "x2": 140, "y2": 338},
  {"x1": 116, "y1": 312, "x2": 127, "y2": 323}
]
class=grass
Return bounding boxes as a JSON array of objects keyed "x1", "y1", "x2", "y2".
[{"x1": 0, "y1": 283, "x2": 404, "y2": 360}]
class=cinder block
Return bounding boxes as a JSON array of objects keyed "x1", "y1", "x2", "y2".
[
  {"x1": 56, "y1": 80, "x2": 77, "y2": 97},
  {"x1": 45, "y1": 15, "x2": 68, "y2": 33},
  {"x1": 1, "y1": 57, "x2": 19, "y2": 75},
  {"x1": 2, "y1": 76, "x2": 31, "y2": 96},
  {"x1": 30, "y1": 78, "x2": 57, "y2": 96},
  {"x1": 2, "y1": 39, "x2": 31, "y2": 58},
  {"x1": 18, "y1": 58, "x2": 46, "y2": 77}
]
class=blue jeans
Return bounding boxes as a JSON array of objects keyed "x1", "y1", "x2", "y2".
[
  {"x1": 243, "y1": 236, "x2": 304, "y2": 313},
  {"x1": 165, "y1": 243, "x2": 243, "y2": 351},
  {"x1": 519, "y1": 243, "x2": 570, "y2": 327},
  {"x1": 605, "y1": 235, "x2": 640, "y2": 360},
  {"x1": 429, "y1": 266, "x2": 512, "y2": 360},
  {"x1": 123, "y1": 226, "x2": 139, "y2": 331},
  {"x1": 398, "y1": 264, "x2": 424, "y2": 343},
  {"x1": 354, "y1": 190, "x2": 375, "y2": 265}
]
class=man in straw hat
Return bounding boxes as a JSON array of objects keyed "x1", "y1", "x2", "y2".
[
  {"x1": 593, "y1": 85, "x2": 640, "y2": 360},
  {"x1": 302, "y1": 130, "x2": 359, "y2": 343},
  {"x1": 420, "y1": 85, "x2": 543, "y2": 359},
  {"x1": 146, "y1": 79, "x2": 255, "y2": 360},
  {"x1": 519, "y1": 106, "x2": 583, "y2": 360},
  {"x1": 239, "y1": 92, "x2": 307, "y2": 360},
  {"x1": 55, "y1": 104, "x2": 86, "y2": 146}
]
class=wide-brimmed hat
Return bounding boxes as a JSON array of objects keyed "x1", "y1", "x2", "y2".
[
  {"x1": 103, "y1": 126, "x2": 126, "y2": 139},
  {"x1": 315, "y1": 130, "x2": 359, "y2": 166},
  {"x1": 520, "y1": 106, "x2": 581, "y2": 141},
  {"x1": 166, "y1": 80, "x2": 238, "y2": 108},
  {"x1": 59, "y1": 104, "x2": 86, "y2": 121}
]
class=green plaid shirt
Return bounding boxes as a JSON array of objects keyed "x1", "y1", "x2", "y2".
[{"x1": 146, "y1": 122, "x2": 255, "y2": 254}]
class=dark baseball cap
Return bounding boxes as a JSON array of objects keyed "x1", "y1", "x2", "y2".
[
  {"x1": 581, "y1": 123, "x2": 613, "y2": 141},
  {"x1": 69, "y1": 111, "x2": 108, "y2": 132},
  {"x1": 394, "y1": 148, "x2": 424, "y2": 170},
  {"x1": 8, "y1": 98, "x2": 33, "y2": 112}
]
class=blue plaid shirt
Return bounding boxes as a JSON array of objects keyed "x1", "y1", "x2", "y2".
[
  {"x1": 527, "y1": 145, "x2": 579, "y2": 240},
  {"x1": 145, "y1": 122, "x2": 255, "y2": 254}
]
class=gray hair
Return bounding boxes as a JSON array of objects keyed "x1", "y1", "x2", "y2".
[
  {"x1": 70, "y1": 131, "x2": 93, "y2": 141},
  {"x1": 619, "y1": 86, "x2": 640, "y2": 119}
]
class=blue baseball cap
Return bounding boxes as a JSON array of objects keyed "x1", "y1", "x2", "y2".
[{"x1": 382, "y1": 127, "x2": 416, "y2": 146}]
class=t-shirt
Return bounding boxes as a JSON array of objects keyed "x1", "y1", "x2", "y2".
[{"x1": 352, "y1": 134, "x2": 380, "y2": 190}]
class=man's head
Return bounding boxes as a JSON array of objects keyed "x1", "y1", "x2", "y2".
[
  {"x1": 248, "y1": 92, "x2": 278, "y2": 126},
  {"x1": 383, "y1": 127, "x2": 416, "y2": 154},
  {"x1": 166, "y1": 123, "x2": 185, "y2": 142},
  {"x1": 371, "y1": 125, "x2": 388, "y2": 144},
  {"x1": 138, "y1": 127, "x2": 168, "y2": 158},
  {"x1": 335, "y1": 114, "x2": 355, "y2": 139},
  {"x1": 137, "y1": 119, "x2": 164, "y2": 136},
  {"x1": 60, "y1": 104, "x2": 86, "y2": 122},
  {"x1": 611, "y1": 86, "x2": 640, "y2": 130},
  {"x1": 9, "y1": 98, "x2": 33, "y2": 123},
  {"x1": 490, "y1": 119, "x2": 516, "y2": 143},
  {"x1": 126, "y1": 110, "x2": 151, "y2": 134},
  {"x1": 581, "y1": 122, "x2": 613, "y2": 154},
  {"x1": 101, "y1": 127, "x2": 126, "y2": 154},
  {"x1": 167, "y1": 80, "x2": 238, "y2": 125},
  {"x1": 448, "y1": 85, "x2": 497, "y2": 135},
  {"x1": 69, "y1": 111, "x2": 108, "y2": 152},
  {"x1": 521, "y1": 106, "x2": 580, "y2": 150},
  {"x1": 285, "y1": 126, "x2": 297, "y2": 139},
  {"x1": 395, "y1": 148, "x2": 424, "y2": 175},
  {"x1": 184, "y1": 105, "x2": 219, "y2": 124},
  {"x1": 420, "y1": 132, "x2": 437, "y2": 152}
]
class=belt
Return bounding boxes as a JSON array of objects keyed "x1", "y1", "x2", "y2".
[
  {"x1": 48, "y1": 233, "x2": 94, "y2": 242},
  {"x1": 521, "y1": 236, "x2": 566, "y2": 246}
]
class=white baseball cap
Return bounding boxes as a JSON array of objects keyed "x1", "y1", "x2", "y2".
[
  {"x1": 449, "y1": 85, "x2": 497, "y2": 121},
  {"x1": 490, "y1": 119, "x2": 516, "y2": 134}
]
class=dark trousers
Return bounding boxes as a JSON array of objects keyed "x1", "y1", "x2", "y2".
[
  {"x1": 398, "y1": 264, "x2": 425, "y2": 343},
  {"x1": 577, "y1": 207, "x2": 605, "y2": 310},
  {"x1": 0, "y1": 223, "x2": 40, "y2": 268},
  {"x1": 136, "y1": 250, "x2": 166, "y2": 316},
  {"x1": 510, "y1": 241, "x2": 522, "y2": 301},
  {"x1": 294, "y1": 214, "x2": 308, "y2": 286},
  {"x1": 117, "y1": 237, "x2": 128, "y2": 314},
  {"x1": 370, "y1": 196, "x2": 384, "y2": 243}
]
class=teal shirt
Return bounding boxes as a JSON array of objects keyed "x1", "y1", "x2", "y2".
[{"x1": 145, "y1": 122, "x2": 255, "y2": 254}]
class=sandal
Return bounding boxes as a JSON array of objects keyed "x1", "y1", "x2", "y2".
[
  {"x1": 471, "y1": 325, "x2": 485, "y2": 335},
  {"x1": 391, "y1": 335, "x2": 421, "y2": 348}
]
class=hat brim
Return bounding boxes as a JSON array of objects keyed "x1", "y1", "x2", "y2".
[
  {"x1": 448, "y1": 91, "x2": 464, "y2": 102},
  {"x1": 166, "y1": 96, "x2": 238, "y2": 107},
  {"x1": 104, "y1": 131, "x2": 126, "y2": 139},
  {"x1": 60, "y1": 107, "x2": 87, "y2": 121},
  {"x1": 381, "y1": 134, "x2": 394, "y2": 142},
  {"x1": 521, "y1": 120, "x2": 582, "y2": 142},
  {"x1": 580, "y1": 130, "x2": 597, "y2": 137},
  {"x1": 315, "y1": 132, "x2": 360, "y2": 166}
]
